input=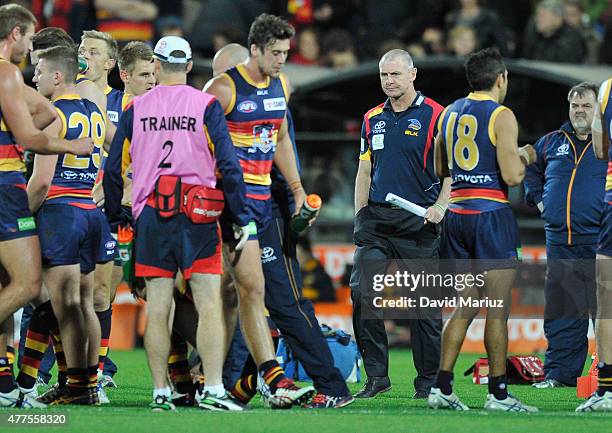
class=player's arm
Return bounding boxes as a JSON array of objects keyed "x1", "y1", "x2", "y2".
[
  {"x1": 103, "y1": 105, "x2": 132, "y2": 222},
  {"x1": 593, "y1": 81, "x2": 611, "y2": 160},
  {"x1": 76, "y1": 79, "x2": 117, "y2": 151},
  {"x1": 495, "y1": 108, "x2": 536, "y2": 186},
  {"x1": 434, "y1": 132, "x2": 450, "y2": 178},
  {"x1": 203, "y1": 74, "x2": 234, "y2": 113},
  {"x1": 274, "y1": 116, "x2": 306, "y2": 213},
  {"x1": 23, "y1": 85, "x2": 57, "y2": 130},
  {"x1": 0, "y1": 63, "x2": 92, "y2": 155},
  {"x1": 204, "y1": 99, "x2": 249, "y2": 227},
  {"x1": 355, "y1": 120, "x2": 372, "y2": 214},
  {"x1": 26, "y1": 118, "x2": 61, "y2": 213},
  {"x1": 523, "y1": 135, "x2": 547, "y2": 212}
]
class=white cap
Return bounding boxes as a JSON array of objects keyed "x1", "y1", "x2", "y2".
[{"x1": 153, "y1": 36, "x2": 192, "y2": 64}]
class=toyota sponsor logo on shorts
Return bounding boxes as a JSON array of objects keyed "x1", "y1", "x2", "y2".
[
  {"x1": 261, "y1": 247, "x2": 277, "y2": 263},
  {"x1": 238, "y1": 100, "x2": 258, "y2": 113}
]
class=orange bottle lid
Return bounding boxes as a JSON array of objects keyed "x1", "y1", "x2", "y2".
[{"x1": 306, "y1": 193, "x2": 322, "y2": 209}]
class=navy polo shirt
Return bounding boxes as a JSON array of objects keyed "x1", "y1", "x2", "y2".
[{"x1": 359, "y1": 92, "x2": 444, "y2": 206}]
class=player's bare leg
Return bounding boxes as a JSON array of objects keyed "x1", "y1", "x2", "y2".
[
  {"x1": 143, "y1": 277, "x2": 174, "y2": 390},
  {"x1": 0, "y1": 237, "x2": 42, "y2": 324},
  {"x1": 225, "y1": 240, "x2": 274, "y2": 363}
]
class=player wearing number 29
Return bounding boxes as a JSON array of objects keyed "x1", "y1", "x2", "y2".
[
  {"x1": 429, "y1": 48, "x2": 538, "y2": 412},
  {"x1": 103, "y1": 36, "x2": 249, "y2": 411},
  {"x1": 28, "y1": 45, "x2": 109, "y2": 405}
]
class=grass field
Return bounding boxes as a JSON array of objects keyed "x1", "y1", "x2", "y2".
[{"x1": 1, "y1": 349, "x2": 610, "y2": 433}]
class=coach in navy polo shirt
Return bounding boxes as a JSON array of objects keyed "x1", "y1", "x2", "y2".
[{"x1": 350, "y1": 49, "x2": 451, "y2": 400}]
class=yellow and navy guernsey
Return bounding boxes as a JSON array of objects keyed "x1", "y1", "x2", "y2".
[
  {"x1": 46, "y1": 94, "x2": 105, "y2": 208},
  {"x1": 222, "y1": 64, "x2": 290, "y2": 200},
  {"x1": 0, "y1": 107, "x2": 25, "y2": 187},
  {"x1": 602, "y1": 78, "x2": 612, "y2": 205},
  {"x1": 360, "y1": 93, "x2": 444, "y2": 206},
  {"x1": 439, "y1": 93, "x2": 510, "y2": 214}
]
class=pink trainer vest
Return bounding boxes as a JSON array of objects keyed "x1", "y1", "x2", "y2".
[{"x1": 130, "y1": 85, "x2": 217, "y2": 219}]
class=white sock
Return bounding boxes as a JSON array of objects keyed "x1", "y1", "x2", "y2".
[
  {"x1": 153, "y1": 387, "x2": 171, "y2": 398},
  {"x1": 204, "y1": 384, "x2": 226, "y2": 398}
]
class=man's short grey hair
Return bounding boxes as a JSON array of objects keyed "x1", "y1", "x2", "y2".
[
  {"x1": 567, "y1": 81, "x2": 598, "y2": 102},
  {"x1": 538, "y1": 0, "x2": 564, "y2": 17},
  {"x1": 379, "y1": 49, "x2": 414, "y2": 69}
]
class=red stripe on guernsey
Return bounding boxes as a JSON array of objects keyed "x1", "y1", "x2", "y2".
[
  {"x1": 14, "y1": 184, "x2": 26, "y2": 190},
  {"x1": 135, "y1": 263, "x2": 174, "y2": 278},
  {"x1": 27, "y1": 330, "x2": 49, "y2": 344},
  {"x1": 246, "y1": 192, "x2": 271, "y2": 200},
  {"x1": 226, "y1": 118, "x2": 283, "y2": 134},
  {"x1": 0, "y1": 145, "x2": 21, "y2": 159},
  {"x1": 47, "y1": 185, "x2": 91, "y2": 198},
  {"x1": 364, "y1": 103, "x2": 385, "y2": 140},
  {"x1": 608, "y1": 161, "x2": 612, "y2": 175},
  {"x1": 422, "y1": 98, "x2": 444, "y2": 170},
  {"x1": 451, "y1": 188, "x2": 508, "y2": 200},
  {"x1": 239, "y1": 159, "x2": 273, "y2": 175},
  {"x1": 449, "y1": 207, "x2": 482, "y2": 215}
]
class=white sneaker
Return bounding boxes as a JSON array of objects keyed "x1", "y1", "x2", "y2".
[
  {"x1": 97, "y1": 382, "x2": 110, "y2": 404},
  {"x1": 19, "y1": 385, "x2": 38, "y2": 399},
  {"x1": 100, "y1": 374, "x2": 117, "y2": 388},
  {"x1": 484, "y1": 393, "x2": 538, "y2": 412},
  {"x1": 0, "y1": 387, "x2": 47, "y2": 408},
  {"x1": 576, "y1": 391, "x2": 612, "y2": 412},
  {"x1": 198, "y1": 391, "x2": 246, "y2": 411},
  {"x1": 257, "y1": 374, "x2": 315, "y2": 409},
  {"x1": 427, "y1": 387, "x2": 469, "y2": 410}
]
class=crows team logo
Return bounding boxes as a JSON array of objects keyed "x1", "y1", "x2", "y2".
[
  {"x1": 405, "y1": 119, "x2": 421, "y2": 137},
  {"x1": 249, "y1": 124, "x2": 275, "y2": 153}
]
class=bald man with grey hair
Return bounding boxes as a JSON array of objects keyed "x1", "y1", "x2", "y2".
[
  {"x1": 212, "y1": 43, "x2": 249, "y2": 76},
  {"x1": 351, "y1": 49, "x2": 451, "y2": 400}
]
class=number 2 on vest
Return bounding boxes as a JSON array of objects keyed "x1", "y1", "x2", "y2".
[{"x1": 158, "y1": 140, "x2": 173, "y2": 168}]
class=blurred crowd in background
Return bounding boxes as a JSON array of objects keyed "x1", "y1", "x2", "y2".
[{"x1": 4, "y1": 0, "x2": 612, "y2": 66}]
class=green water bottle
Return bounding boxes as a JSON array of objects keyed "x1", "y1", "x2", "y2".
[
  {"x1": 117, "y1": 225, "x2": 134, "y2": 285},
  {"x1": 290, "y1": 194, "x2": 322, "y2": 233}
]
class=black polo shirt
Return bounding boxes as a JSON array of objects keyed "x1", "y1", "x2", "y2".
[{"x1": 359, "y1": 92, "x2": 444, "y2": 206}]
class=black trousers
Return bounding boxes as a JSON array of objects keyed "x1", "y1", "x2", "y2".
[{"x1": 350, "y1": 204, "x2": 442, "y2": 392}]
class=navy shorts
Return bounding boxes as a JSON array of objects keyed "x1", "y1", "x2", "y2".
[
  {"x1": 96, "y1": 217, "x2": 117, "y2": 264},
  {"x1": 134, "y1": 205, "x2": 221, "y2": 279},
  {"x1": 598, "y1": 203, "x2": 612, "y2": 257},
  {"x1": 221, "y1": 197, "x2": 272, "y2": 242},
  {"x1": 441, "y1": 207, "x2": 520, "y2": 270},
  {"x1": 0, "y1": 185, "x2": 37, "y2": 241},
  {"x1": 37, "y1": 204, "x2": 108, "y2": 274}
]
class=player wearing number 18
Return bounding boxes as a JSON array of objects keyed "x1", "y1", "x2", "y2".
[
  {"x1": 429, "y1": 48, "x2": 538, "y2": 412},
  {"x1": 28, "y1": 45, "x2": 109, "y2": 405}
]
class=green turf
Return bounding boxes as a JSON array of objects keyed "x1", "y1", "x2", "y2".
[{"x1": 1, "y1": 349, "x2": 609, "y2": 433}]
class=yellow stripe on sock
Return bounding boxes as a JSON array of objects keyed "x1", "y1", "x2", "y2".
[{"x1": 25, "y1": 338, "x2": 49, "y2": 354}]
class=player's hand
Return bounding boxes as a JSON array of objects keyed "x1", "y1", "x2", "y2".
[
  {"x1": 233, "y1": 224, "x2": 250, "y2": 251},
  {"x1": 70, "y1": 137, "x2": 94, "y2": 155},
  {"x1": 519, "y1": 144, "x2": 537, "y2": 165},
  {"x1": 92, "y1": 181, "x2": 105, "y2": 207},
  {"x1": 424, "y1": 204, "x2": 445, "y2": 224},
  {"x1": 292, "y1": 188, "x2": 306, "y2": 217}
]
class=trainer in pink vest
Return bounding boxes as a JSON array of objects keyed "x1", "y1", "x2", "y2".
[{"x1": 129, "y1": 84, "x2": 217, "y2": 219}]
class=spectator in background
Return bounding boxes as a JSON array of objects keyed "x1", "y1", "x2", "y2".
[
  {"x1": 268, "y1": 0, "x2": 352, "y2": 33},
  {"x1": 421, "y1": 27, "x2": 446, "y2": 56},
  {"x1": 290, "y1": 26, "x2": 321, "y2": 65},
  {"x1": 94, "y1": 0, "x2": 158, "y2": 45},
  {"x1": 296, "y1": 236, "x2": 337, "y2": 303},
  {"x1": 445, "y1": 0, "x2": 510, "y2": 55},
  {"x1": 602, "y1": 15, "x2": 612, "y2": 64},
  {"x1": 522, "y1": 0, "x2": 586, "y2": 63},
  {"x1": 564, "y1": 0, "x2": 601, "y2": 64},
  {"x1": 212, "y1": 25, "x2": 246, "y2": 53},
  {"x1": 321, "y1": 29, "x2": 357, "y2": 69},
  {"x1": 447, "y1": 25, "x2": 478, "y2": 57},
  {"x1": 155, "y1": 15, "x2": 184, "y2": 39},
  {"x1": 30, "y1": 0, "x2": 97, "y2": 41}
]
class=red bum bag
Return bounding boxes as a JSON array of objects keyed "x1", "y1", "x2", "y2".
[{"x1": 146, "y1": 175, "x2": 224, "y2": 224}]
